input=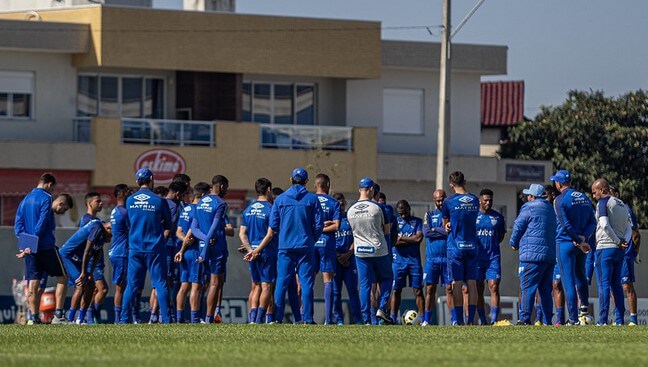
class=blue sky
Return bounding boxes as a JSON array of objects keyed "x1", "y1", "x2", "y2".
[{"x1": 154, "y1": 0, "x2": 648, "y2": 117}]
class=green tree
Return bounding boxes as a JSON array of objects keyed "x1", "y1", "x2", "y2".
[{"x1": 500, "y1": 90, "x2": 648, "y2": 228}]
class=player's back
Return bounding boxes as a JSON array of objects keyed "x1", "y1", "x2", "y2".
[
  {"x1": 242, "y1": 200, "x2": 275, "y2": 253},
  {"x1": 347, "y1": 200, "x2": 388, "y2": 258},
  {"x1": 109, "y1": 205, "x2": 129, "y2": 258},
  {"x1": 555, "y1": 188, "x2": 595, "y2": 242},
  {"x1": 194, "y1": 194, "x2": 227, "y2": 249},
  {"x1": 126, "y1": 188, "x2": 170, "y2": 253},
  {"x1": 270, "y1": 184, "x2": 322, "y2": 250},
  {"x1": 596, "y1": 196, "x2": 629, "y2": 249},
  {"x1": 443, "y1": 193, "x2": 479, "y2": 253},
  {"x1": 59, "y1": 220, "x2": 103, "y2": 259}
]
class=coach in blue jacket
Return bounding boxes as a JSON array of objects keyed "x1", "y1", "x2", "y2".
[
  {"x1": 271, "y1": 168, "x2": 324, "y2": 323},
  {"x1": 510, "y1": 184, "x2": 557, "y2": 325}
]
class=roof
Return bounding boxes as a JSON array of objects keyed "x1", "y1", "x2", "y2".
[{"x1": 481, "y1": 81, "x2": 525, "y2": 127}]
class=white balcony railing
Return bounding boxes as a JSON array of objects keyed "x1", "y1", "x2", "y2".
[{"x1": 260, "y1": 124, "x2": 353, "y2": 151}]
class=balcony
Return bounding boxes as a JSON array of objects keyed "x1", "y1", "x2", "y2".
[{"x1": 260, "y1": 124, "x2": 353, "y2": 151}]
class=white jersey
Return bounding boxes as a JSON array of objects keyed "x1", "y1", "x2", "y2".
[
  {"x1": 595, "y1": 196, "x2": 632, "y2": 250},
  {"x1": 347, "y1": 200, "x2": 388, "y2": 258}
]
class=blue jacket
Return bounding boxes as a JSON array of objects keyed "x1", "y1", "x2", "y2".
[
  {"x1": 270, "y1": 184, "x2": 323, "y2": 250},
  {"x1": 14, "y1": 188, "x2": 56, "y2": 251},
  {"x1": 126, "y1": 188, "x2": 172, "y2": 253},
  {"x1": 423, "y1": 208, "x2": 446, "y2": 262},
  {"x1": 554, "y1": 188, "x2": 596, "y2": 244},
  {"x1": 191, "y1": 194, "x2": 228, "y2": 259},
  {"x1": 510, "y1": 198, "x2": 557, "y2": 264}
]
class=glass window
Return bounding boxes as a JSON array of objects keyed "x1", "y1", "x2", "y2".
[
  {"x1": 144, "y1": 78, "x2": 164, "y2": 119},
  {"x1": 242, "y1": 82, "x2": 252, "y2": 122},
  {"x1": 383, "y1": 88, "x2": 424, "y2": 135},
  {"x1": 122, "y1": 77, "x2": 143, "y2": 118},
  {"x1": 77, "y1": 75, "x2": 98, "y2": 116},
  {"x1": 253, "y1": 83, "x2": 271, "y2": 124},
  {"x1": 12, "y1": 94, "x2": 30, "y2": 117},
  {"x1": 100, "y1": 76, "x2": 119, "y2": 117},
  {"x1": 0, "y1": 94, "x2": 7, "y2": 116},
  {"x1": 273, "y1": 84, "x2": 293, "y2": 124},
  {"x1": 296, "y1": 85, "x2": 315, "y2": 125}
]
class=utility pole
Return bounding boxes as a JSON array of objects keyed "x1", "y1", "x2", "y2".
[{"x1": 436, "y1": 0, "x2": 451, "y2": 189}]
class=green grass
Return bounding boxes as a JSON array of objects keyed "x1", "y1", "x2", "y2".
[{"x1": 1, "y1": 324, "x2": 646, "y2": 367}]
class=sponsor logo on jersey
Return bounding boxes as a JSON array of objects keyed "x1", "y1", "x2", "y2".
[
  {"x1": 490, "y1": 216, "x2": 499, "y2": 226},
  {"x1": 459, "y1": 196, "x2": 474, "y2": 204},
  {"x1": 133, "y1": 194, "x2": 150, "y2": 204},
  {"x1": 571, "y1": 192, "x2": 583, "y2": 198},
  {"x1": 251, "y1": 202, "x2": 265, "y2": 209},
  {"x1": 318, "y1": 196, "x2": 328, "y2": 203},
  {"x1": 355, "y1": 204, "x2": 369, "y2": 210}
]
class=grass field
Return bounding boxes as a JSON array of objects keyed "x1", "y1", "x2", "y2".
[{"x1": 1, "y1": 324, "x2": 647, "y2": 367}]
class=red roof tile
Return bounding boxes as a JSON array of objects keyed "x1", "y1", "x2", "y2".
[{"x1": 481, "y1": 81, "x2": 525, "y2": 127}]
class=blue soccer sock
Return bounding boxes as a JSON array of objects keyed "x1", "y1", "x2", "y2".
[
  {"x1": 256, "y1": 307, "x2": 266, "y2": 324},
  {"x1": 324, "y1": 281, "x2": 334, "y2": 325},
  {"x1": 249, "y1": 308, "x2": 258, "y2": 323},
  {"x1": 535, "y1": 304, "x2": 543, "y2": 323},
  {"x1": 93, "y1": 302, "x2": 101, "y2": 321},
  {"x1": 205, "y1": 314, "x2": 213, "y2": 324},
  {"x1": 87, "y1": 307, "x2": 95, "y2": 325},
  {"x1": 132, "y1": 293, "x2": 142, "y2": 323},
  {"x1": 556, "y1": 307, "x2": 565, "y2": 324},
  {"x1": 215, "y1": 306, "x2": 221, "y2": 317},
  {"x1": 477, "y1": 308, "x2": 487, "y2": 325},
  {"x1": 454, "y1": 306, "x2": 464, "y2": 325},
  {"x1": 190, "y1": 311, "x2": 200, "y2": 324},
  {"x1": 391, "y1": 314, "x2": 399, "y2": 324},
  {"x1": 176, "y1": 310, "x2": 185, "y2": 323},
  {"x1": 265, "y1": 312, "x2": 274, "y2": 324},
  {"x1": 424, "y1": 310, "x2": 432, "y2": 324},
  {"x1": 114, "y1": 307, "x2": 122, "y2": 324},
  {"x1": 490, "y1": 306, "x2": 499, "y2": 324},
  {"x1": 67, "y1": 308, "x2": 77, "y2": 322},
  {"x1": 370, "y1": 306, "x2": 378, "y2": 325},
  {"x1": 630, "y1": 314, "x2": 638, "y2": 324},
  {"x1": 450, "y1": 307, "x2": 457, "y2": 324},
  {"x1": 467, "y1": 305, "x2": 477, "y2": 325},
  {"x1": 77, "y1": 309, "x2": 87, "y2": 324}
]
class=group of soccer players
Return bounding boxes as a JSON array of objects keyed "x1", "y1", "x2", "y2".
[{"x1": 13, "y1": 167, "x2": 641, "y2": 326}]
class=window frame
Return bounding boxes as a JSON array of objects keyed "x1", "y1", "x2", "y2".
[
  {"x1": 242, "y1": 81, "x2": 317, "y2": 125},
  {"x1": 0, "y1": 71, "x2": 35, "y2": 121},
  {"x1": 382, "y1": 87, "x2": 425, "y2": 136}
]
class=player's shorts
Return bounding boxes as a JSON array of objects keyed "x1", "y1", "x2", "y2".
[
  {"x1": 392, "y1": 261, "x2": 423, "y2": 290},
  {"x1": 249, "y1": 251, "x2": 277, "y2": 284},
  {"x1": 553, "y1": 263, "x2": 561, "y2": 282},
  {"x1": 166, "y1": 246, "x2": 179, "y2": 281},
  {"x1": 39, "y1": 273, "x2": 49, "y2": 289},
  {"x1": 621, "y1": 251, "x2": 636, "y2": 284},
  {"x1": 477, "y1": 257, "x2": 501, "y2": 281},
  {"x1": 110, "y1": 256, "x2": 128, "y2": 285},
  {"x1": 208, "y1": 250, "x2": 228, "y2": 276},
  {"x1": 24, "y1": 248, "x2": 66, "y2": 281},
  {"x1": 314, "y1": 246, "x2": 337, "y2": 274},
  {"x1": 61, "y1": 257, "x2": 91, "y2": 287},
  {"x1": 93, "y1": 261, "x2": 105, "y2": 282},
  {"x1": 355, "y1": 254, "x2": 393, "y2": 284},
  {"x1": 423, "y1": 259, "x2": 449, "y2": 286},
  {"x1": 447, "y1": 250, "x2": 478, "y2": 282},
  {"x1": 180, "y1": 248, "x2": 204, "y2": 284}
]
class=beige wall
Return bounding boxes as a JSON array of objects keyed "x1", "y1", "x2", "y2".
[{"x1": 91, "y1": 118, "x2": 377, "y2": 193}]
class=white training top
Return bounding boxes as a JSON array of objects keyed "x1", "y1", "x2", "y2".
[
  {"x1": 595, "y1": 196, "x2": 632, "y2": 250},
  {"x1": 347, "y1": 200, "x2": 388, "y2": 258}
]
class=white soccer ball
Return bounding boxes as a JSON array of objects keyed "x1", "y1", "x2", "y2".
[
  {"x1": 579, "y1": 315, "x2": 594, "y2": 325},
  {"x1": 402, "y1": 310, "x2": 419, "y2": 325}
]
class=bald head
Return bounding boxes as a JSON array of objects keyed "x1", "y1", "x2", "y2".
[
  {"x1": 433, "y1": 189, "x2": 447, "y2": 209},
  {"x1": 591, "y1": 178, "x2": 610, "y2": 201}
]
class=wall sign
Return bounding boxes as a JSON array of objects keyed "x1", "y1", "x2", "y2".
[{"x1": 134, "y1": 149, "x2": 186, "y2": 184}]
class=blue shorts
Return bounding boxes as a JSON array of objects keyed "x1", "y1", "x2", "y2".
[
  {"x1": 249, "y1": 251, "x2": 277, "y2": 284},
  {"x1": 93, "y1": 261, "x2": 105, "y2": 282},
  {"x1": 208, "y1": 250, "x2": 228, "y2": 276},
  {"x1": 314, "y1": 246, "x2": 337, "y2": 274},
  {"x1": 356, "y1": 255, "x2": 393, "y2": 284},
  {"x1": 110, "y1": 256, "x2": 128, "y2": 285},
  {"x1": 166, "y1": 246, "x2": 179, "y2": 281},
  {"x1": 180, "y1": 248, "x2": 204, "y2": 284},
  {"x1": 477, "y1": 257, "x2": 501, "y2": 281},
  {"x1": 24, "y1": 248, "x2": 66, "y2": 281},
  {"x1": 447, "y1": 250, "x2": 478, "y2": 282},
  {"x1": 621, "y1": 251, "x2": 636, "y2": 284},
  {"x1": 62, "y1": 257, "x2": 91, "y2": 287},
  {"x1": 423, "y1": 259, "x2": 449, "y2": 286},
  {"x1": 553, "y1": 263, "x2": 562, "y2": 282},
  {"x1": 392, "y1": 261, "x2": 423, "y2": 290}
]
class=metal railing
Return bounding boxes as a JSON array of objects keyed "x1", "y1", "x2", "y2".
[
  {"x1": 121, "y1": 118, "x2": 215, "y2": 147},
  {"x1": 259, "y1": 124, "x2": 353, "y2": 151}
]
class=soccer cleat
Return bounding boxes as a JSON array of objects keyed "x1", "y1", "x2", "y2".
[
  {"x1": 26, "y1": 319, "x2": 41, "y2": 325},
  {"x1": 420, "y1": 321, "x2": 429, "y2": 327},
  {"x1": 376, "y1": 309, "x2": 392, "y2": 325},
  {"x1": 564, "y1": 320, "x2": 579, "y2": 326},
  {"x1": 553, "y1": 321, "x2": 563, "y2": 326},
  {"x1": 534, "y1": 321, "x2": 543, "y2": 326},
  {"x1": 51, "y1": 316, "x2": 70, "y2": 325},
  {"x1": 493, "y1": 320, "x2": 513, "y2": 327},
  {"x1": 628, "y1": 322, "x2": 637, "y2": 326}
]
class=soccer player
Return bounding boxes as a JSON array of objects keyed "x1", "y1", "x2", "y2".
[
  {"x1": 59, "y1": 219, "x2": 112, "y2": 324},
  {"x1": 312, "y1": 173, "x2": 341, "y2": 325},
  {"x1": 591, "y1": 179, "x2": 633, "y2": 325},
  {"x1": 14, "y1": 173, "x2": 71, "y2": 325},
  {"x1": 422, "y1": 189, "x2": 453, "y2": 326},
  {"x1": 389, "y1": 200, "x2": 424, "y2": 324},
  {"x1": 332, "y1": 193, "x2": 362, "y2": 325},
  {"x1": 175, "y1": 182, "x2": 211, "y2": 323},
  {"x1": 271, "y1": 168, "x2": 323, "y2": 324},
  {"x1": 475, "y1": 189, "x2": 506, "y2": 325},
  {"x1": 191, "y1": 175, "x2": 229, "y2": 324},
  {"x1": 240, "y1": 178, "x2": 277, "y2": 324},
  {"x1": 541, "y1": 184, "x2": 566, "y2": 325},
  {"x1": 109, "y1": 184, "x2": 132, "y2": 323},
  {"x1": 153, "y1": 186, "x2": 169, "y2": 197},
  {"x1": 347, "y1": 177, "x2": 393, "y2": 325},
  {"x1": 442, "y1": 171, "x2": 479, "y2": 325},
  {"x1": 551, "y1": 170, "x2": 596, "y2": 325},
  {"x1": 370, "y1": 186, "x2": 395, "y2": 325},
  {"x1": 610, "y1": 185, "x2": 641, "y2": 326},
  {"x1": 120, "y1": 168, "x2": 173, "y2": 324},
  {"x1": 509, "y1": 184, "x2": 556, "y2": 325}
]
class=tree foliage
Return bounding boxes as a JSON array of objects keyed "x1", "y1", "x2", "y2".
[{"x1": 500, "y1": 90, "x2": 648, "y2": 228}]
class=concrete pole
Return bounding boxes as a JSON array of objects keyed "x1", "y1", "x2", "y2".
[{"x1": 436, "y1": 0, "x2": 451, "y2": 189}]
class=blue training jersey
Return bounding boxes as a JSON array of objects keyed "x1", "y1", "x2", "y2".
[
  {"x1": 191, "y1": 194, "x2": 228, "y2": 259},
  {"x1": 625, "y1": 205, "x2": 638, "y2": 255},
  {"x1": 59, "y1": 220, "x2": 108, "y2": 262},
  {"x1": 423, "y1": 208, "x2": 447, "y2": 262},
  {"x1": 177, "y1": 203, "x2": 196, "y2": 248},
  {"x1": 314, "y1": 194, "x2": 341, "y2": 250},
  {"x1": 393, "y1": 215, "x2": 423, "y2": 263},
  {"x1": 476, "y1": 210, "x2": 506, "y2": 261},
  {"x1": 335, "y1": 215, "x2": 354, "y2": 254},
  {"x1": 442, "y1": 193, "x2": 479, "y2": 253},
  {"x1": 14, "y1": 188, "x2": 56, "y2": 251},
  {"x1": 241, "y1": 200, "x2": 276, "y2": 254},
  {"x1": 109, "y1": 205, "x2": 129, "y2": 258},
  {"x1": 165, "y1": 198, "x2": 181, "y2": 247},
  {"x1": 126, "y1": 188, "x2": 172, "y2": 253},
  {"x1": 554, "y1": 188, "x2": 596, "y2": 244}
]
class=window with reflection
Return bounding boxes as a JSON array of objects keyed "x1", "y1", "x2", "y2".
[
  {"x1": 77, "y1": 75, "x2": 98, "y2": 116},
  {"x1": 253, "y1": 83, "x2": 271, "y2": 124},
  {"x1": 122, "y1": 78, "x2": 142, "y2": 117},
  {"x1": 243, "y1": 81, "x2": 316, "y2": 125}
]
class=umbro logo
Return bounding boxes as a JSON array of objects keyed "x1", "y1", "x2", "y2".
[
  {"x1": 318, "y1": 196, "x2": 328, "y2": 203},
  {"x1": 459, "y1": 196, "x2": 473, "y2": 203},
  {"x1": 571, "y1": 192, "x2": 582, "y2": 198},
  {"x1": 355, "y1": 204, "x2": 369, "y2": 210},
  {"x1": 184, "y1": 206, "x2": 192, "y2": 212},
  {"x1": 133, "y1": 194, "x2": 150, "y2": 201},
  {"x1": 251, "y1": 202, "x2": 264, "y2": 209},
  {"x1": 202, "y1": 197, "x2": 213, "y2": 203}
]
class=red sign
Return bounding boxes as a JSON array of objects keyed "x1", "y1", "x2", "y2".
[{"x1": 134, "y1": 149, "x2": 186, "y2": 185}]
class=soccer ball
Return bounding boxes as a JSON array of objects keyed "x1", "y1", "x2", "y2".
[
  {"x1": 402, "y1": 310, "x2": 419, "y2": 325},
  {"x1": 579, "y1": 315, "x2": 594, "y2": 325}
]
